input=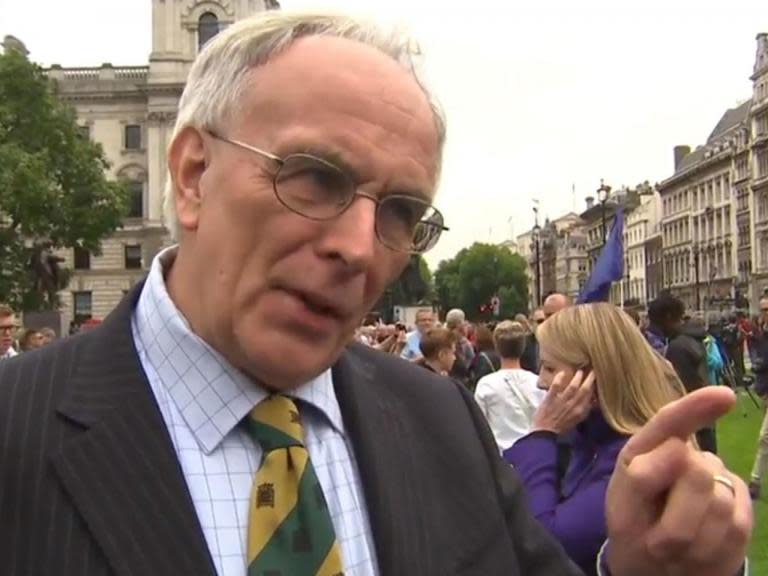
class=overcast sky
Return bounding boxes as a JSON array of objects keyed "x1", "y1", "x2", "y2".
[{"x1": 1, "y1": 0, "x2": 766, "y2": 266}]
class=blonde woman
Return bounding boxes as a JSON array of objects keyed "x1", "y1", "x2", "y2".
[{"x1": 504, "y1": 303, "x2": 688, "y2": 576}]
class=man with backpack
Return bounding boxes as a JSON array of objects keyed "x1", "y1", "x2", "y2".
[{"x1": 646, "y1": 294, "x2": 717, "y2": 453}]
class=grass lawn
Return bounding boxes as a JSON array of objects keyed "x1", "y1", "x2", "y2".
[{"x1": 718, "y1": 390, "x2": 767, "y2": 574}]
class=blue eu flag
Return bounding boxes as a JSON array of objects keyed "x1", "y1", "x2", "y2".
[{"x1": 578, "y1": 209, "x2": 624, "y2": 303}]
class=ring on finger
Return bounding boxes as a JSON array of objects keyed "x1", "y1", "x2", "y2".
[{"x1": 712, "y1": 474, "x2": 736, "y2": 497}]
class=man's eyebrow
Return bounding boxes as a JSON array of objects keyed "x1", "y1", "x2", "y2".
[{"x1": 293, "y1": 144, "x2": 433, "y2": 202}]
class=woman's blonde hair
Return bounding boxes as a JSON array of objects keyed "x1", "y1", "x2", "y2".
[{"x1": 537, "y1": 303, "x2": 686, "y2": 435}]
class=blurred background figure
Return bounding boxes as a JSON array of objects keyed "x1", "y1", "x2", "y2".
[
  {"x1": 400, "y1": 308, "x2": 435, "y2": 361},
  {"x1": 746, "y1": 296, "x2": 768, "y2": 500},
  {"x1": 504, "y1": 303, "x2": 687, "y2": 576},
  {"x1": 445, "y1": 308, "x2": 475, "y2": 387},
  {"x1": 416, "y1": 326, "x2": 456, "y2": 376},
  {"x1": 474, "y1": 321, "x2": 544, "y2": 451},
  {"x1": 469, "y1": 324, "x2": 501, "y2": 390},
  {"x1": 18, "y1": 328, "x2": 44, "y2": 352},
  {"x1": 0, "y1": 305, "x2": 18, "y2": 360},
  {"x1": 521, "y1": 308, "x2": 546, "y2": 374},
  {"x1": 39, "y1": 327, "x2": 57, "y2": 346},
  {"x1": 542, "y1": 292, "x2": 570, "y2": 320}
]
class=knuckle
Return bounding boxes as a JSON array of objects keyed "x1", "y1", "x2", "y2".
[{"x1": 646, "y1": 527, "x2": 695, "y2": 561}]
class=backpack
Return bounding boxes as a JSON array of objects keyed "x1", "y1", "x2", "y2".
[{"x1": 703, "y1": 335, "x2": 724, "y2": 385}]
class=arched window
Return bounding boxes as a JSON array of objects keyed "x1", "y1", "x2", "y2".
[
  {"x1": 198, "y1": 12, "x2": 219, "y2": 50},
  {"x1": 127, "y1": 181, "x2": 144, "y2": 218}
]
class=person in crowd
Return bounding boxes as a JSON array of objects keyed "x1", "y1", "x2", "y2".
[
  {"x1": 416, "y1": 326, "x2": 456, "y2": 376},
  {"x1": 504, "y1": 303, "x2": 694, "y2": 576},
  {"x1": 470, "y1": 323, "x2": 501, "y2": 388},
  {"x1": 514, "y1": 313, "x2": 531, "y2": 331},
  {"x1": 521, "y1": 307, "x2": 546, "y2": 373},
  {"x1": 543, "y1": 292, "x2": 571, "y2": 319},
  {"x1": 39, "y1": 327, "x2": 57, "y2": 346},
  {"x1": 399, "y1": 308, "x2": 434, "y2": 360},
  {"x1": 475, "y1": 320, "x2": 544, "y2": 451},
  {"x1": 625, "y1": 308, "x2": 641, "y2": 327},
  {"x1": 371, "y1": 323, "x2": 408, "y2": 356},
  {"x1": 445, "y1": 308, "x2": 475, "y2": 385},
  {"x1": 721, "y1": 313, "x2": 746, "y2": 385},
  {"x1": 746, "y1": 296, "x2": 768, "y2": 500},
  {"x1": 646, "y1": 294, "x2": 717, "y2": 452},
  {"x1": 0, "y1": 305, "x2": 18, "y2": 360},
  {"x1": 18, "y1": 328, "x2": 45, "y2": 352},
  {"x1": 0, "y1": 11, "x2": 751, "y2": 576}
]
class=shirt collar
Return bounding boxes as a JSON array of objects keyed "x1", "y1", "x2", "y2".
[
  {"x1": 1, "y1": 347, "x2": 17, "y2": 359},
  {"x1": 132, "y1": 246, "x2": 345, "y2": 454}
]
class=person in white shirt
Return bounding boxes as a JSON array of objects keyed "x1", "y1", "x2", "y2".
[
  {"x1": 0, "y1": 305, "x2": 18, "y2": 360},
  {"x1": 475, "y1": 320, "x2": 545, "y2": 451}
]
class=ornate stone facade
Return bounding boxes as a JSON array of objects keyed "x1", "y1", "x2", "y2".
[{"x1": 49, "y1": 0, "x2": 276, "y2": 330}]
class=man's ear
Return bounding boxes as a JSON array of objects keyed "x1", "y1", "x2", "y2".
[{"x1": 167, "y1": 126, "x2": 210, "y2": 233}]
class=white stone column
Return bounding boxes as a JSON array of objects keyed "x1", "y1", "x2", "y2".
[{"x1": 146, "y1": 111, "x2": 175, "y2": 226}]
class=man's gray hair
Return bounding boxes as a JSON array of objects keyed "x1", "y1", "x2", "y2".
[
  {"x1": 162, "y1": 10, "x2": 446, "y2": 240},
  {"x1": 445, "y1": 308, "x2": 466, "y2": 329}
]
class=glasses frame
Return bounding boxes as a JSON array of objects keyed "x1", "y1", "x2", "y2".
[{"x1": 207, "y1": 130, "x2": 448, "y2": 254}]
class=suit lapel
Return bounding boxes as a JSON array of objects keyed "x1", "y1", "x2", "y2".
[
  {"x1": 53, "y1": 286, "x2": 216, "y2": 576},
  {"x1": 333, "y1": 349, "x2": 434, "y2": 576}
]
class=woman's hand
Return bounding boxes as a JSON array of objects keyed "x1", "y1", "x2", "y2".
[{"x1": 531, "y1": 370, "x2": 595, "y2": 435}]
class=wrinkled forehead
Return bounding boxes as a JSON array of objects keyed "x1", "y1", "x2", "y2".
[{"x1": 231, "y1": 36, "x2": 441, "y2": 187}]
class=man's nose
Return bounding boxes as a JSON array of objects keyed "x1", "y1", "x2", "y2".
[{"x1": 316, "y1": 195, "x2": 378, "y2": 272}]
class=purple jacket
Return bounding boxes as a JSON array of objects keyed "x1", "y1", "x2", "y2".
[{"x1": 503, "y1": 410, "x2": 629, "y2": 576}]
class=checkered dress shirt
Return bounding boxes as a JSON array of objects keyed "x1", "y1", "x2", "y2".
[{"x1": 132, "y1": 248, "x2": 379, "y2": 576}]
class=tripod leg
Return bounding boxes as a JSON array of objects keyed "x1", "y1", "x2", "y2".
[{"x1": 746, "y1": 386, "x2": 761, "y2": 410}]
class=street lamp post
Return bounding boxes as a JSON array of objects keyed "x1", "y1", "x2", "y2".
[
  {"x1": 532, "y1": 223, "x2": 542, "y2": 308},
  {"x1": 691, "y1": 243, "x2": 701, "y2": 312},
  {"x1": 597, "y1": 179, "x2": 612, "y2": 245},
  {"x1": 707, "y1": 244, "x2": 718, "y2": 309}
]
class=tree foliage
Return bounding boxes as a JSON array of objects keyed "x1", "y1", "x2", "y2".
[
  {"x1": 373, "y1": 254, "x2": 434, "y2": 321},
  {"x1": 0, "y1": 49, "x2": 128, "y2": 310},
  {"x1": 434, "y1": 243, "x2": 528, "y2": 321}
]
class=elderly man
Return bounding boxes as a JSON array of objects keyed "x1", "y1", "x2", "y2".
[
  {"x1": 543, "y1": 291, "x2": 571, "y2": 319},
  {"x1": 0, "y1": 11, "x2": 750, "y2": 576},
  {"x1": 445, "y1": 307, "x2": 475, "y2": 385},
  {"x1": 0, "y1": 305, "x2": 18, "y2": 360}
]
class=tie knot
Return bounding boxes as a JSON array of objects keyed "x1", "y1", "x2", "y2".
[{"x1": 246, "y1": 395, "x2": 304, "y2": 452}]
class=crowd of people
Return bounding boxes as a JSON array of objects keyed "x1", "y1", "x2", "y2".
[
  {"x1": 0, "y1": 304, "x2": 58, "y2": 359},
  {"x1": 354, "y1": 290, "x2": 768, "y2": 574}
]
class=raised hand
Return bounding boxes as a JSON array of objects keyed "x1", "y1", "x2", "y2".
[
  {"x1": 605, "y1": 387, "x2": 752, "y2": 576},
  {"x1": 531, "y1": 369, "x2": 595, "y2": 435}
]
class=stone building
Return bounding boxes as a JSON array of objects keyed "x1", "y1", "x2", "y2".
[
  {"x1": 623, "y1": 191, "x2": 661, "y2": 306},
  {"x1": 750, "y1": 33, "x2": 768, "y2": 301},
  {"x1": 517, "y1": 212, "x2": 586, "y2": 310},
  {"x1": 44, "y1": 0, "x2": 277, "y2": 330}
]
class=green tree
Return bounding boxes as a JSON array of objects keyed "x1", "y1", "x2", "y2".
[
  {"x1": 434, "y1": 243, "x2": 528, "y2": 321},
  {"x1": 0, "y1": 48, "x2": 128, "y2": 310},
  {"x1": 372, "y1": 255, "x2": 434, "y2": 322}
]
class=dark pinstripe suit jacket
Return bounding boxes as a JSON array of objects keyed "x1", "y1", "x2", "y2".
[{"x1": 0, "y1": 287, "x2": 581, "y2": 576}]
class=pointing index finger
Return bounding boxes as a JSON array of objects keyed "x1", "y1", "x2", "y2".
[{"x1": 620, "y1": 387, "x2": 736, "y2": 465}]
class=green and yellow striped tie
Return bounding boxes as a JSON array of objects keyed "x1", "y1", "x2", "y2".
[{"x1": 245, "y1": 395, "x2": 344, "y2": 576}]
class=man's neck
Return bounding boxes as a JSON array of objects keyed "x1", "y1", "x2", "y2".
[{"x1": 500, "y1": 358, "x2": 521, "y2": 370}]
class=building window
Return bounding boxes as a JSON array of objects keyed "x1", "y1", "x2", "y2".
[
  {"x1": 198, "y1": 12, "x2": 219, "y2": 50},
  {"x1": 125, "y1": 124, "x2": 141, "y2": 150},
  {"x1": 127, "y1": 181, "x2": 143, "y2": 218},
  {"x1": 73, "y1": 291, "x2": 92, "y2": 324},
  {"x1": 73, "y1": 246, "x2": 90, "y2": 270},
  {"x1": 125, "y1": 244, "x2": 142, "y2": 269}
]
